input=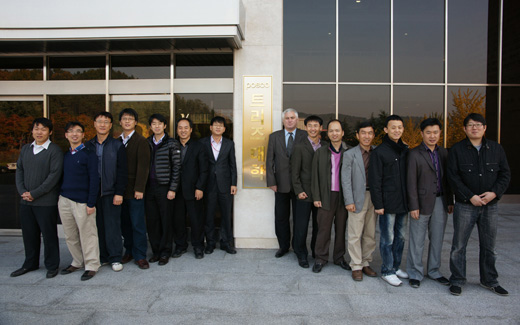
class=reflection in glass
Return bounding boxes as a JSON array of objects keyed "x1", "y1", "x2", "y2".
[
  {"x1": 111, "y1": 101, "x2": 170, "y2": 138},
  {"x1": 284, "y1": 0, "x2": 336, "y2": 82},
  {"x1": 394, "y1": 0, "x2": 444, "y2": 83},
  {"x1": 502, "y1": 0, "x2": 520, "y2": 84},
  {"x1": 339, "y1": 0, "x2": 390, "y2": 82},
  {"x1": 0, "y1": 57, "x2": 43, "y2": 80},
  {"x1": 49, "y1": 56, "x2": 105, "y2": 80},
  {"x1": 111, "y1": 55, "x2": 170, "y2": 79},
  {"x1": 175, "y1": 54, "x2": 233, "y2": 78},
  {"x1": 175, "y1": 94, "x2": 233, "y2": 140},
  {"x1": 500, "y1": 87, "x2": 520, "y2": 193}
]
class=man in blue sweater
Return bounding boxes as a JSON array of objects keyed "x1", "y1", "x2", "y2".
[{"x1": 59, "y1": 122, "x2": 101, "y2": 281}]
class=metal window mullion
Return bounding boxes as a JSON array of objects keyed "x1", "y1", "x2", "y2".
[
  {"x1": 498, "y1": 0, "x2": 504, "y2": 143},
  {"x1": 43, "y1": 55, "x2": 48, "y2": 118},
  {"x1": 170, "y1": 52, "x2": 175, "y2": 136},
  {"x1": 444, "y1": 0, "x2": 449, "y2": 147},
  {"x1": 336, "y1": 0, "x2": 339, "y2": 118},
  {"x1": 105, "y1": 54, "x2": 110, "y2": 112},
  {"x1": 390, "y1": 0, "x2": 394, "y2": 114}
]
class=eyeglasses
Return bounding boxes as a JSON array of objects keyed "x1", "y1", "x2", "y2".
[
  {"x1": 121, "y1": 117, "x2": 135, "y2": 122},
  {"x1": 466, "y1": 123, "x2": 484, "y2": 129},
  {"x1": 66, "y1": 130, "x2": 84, "y2": 134},
  {"x1": 95, "y1": 120, "x2": 111, "y2": 125}
]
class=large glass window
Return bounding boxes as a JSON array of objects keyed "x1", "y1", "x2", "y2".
[
  {"x1": 0, "y1": 57, "x2": 43, "y2": 80},
  {"x1": 49, "y1": 56, "x2": 105, "y2": 80},
  {"x1": 175, "y1": 54, "x2": 233, "y2": 78},
  {"x1": 111, "y1": 55, "x2": 170, "y2": 79},
  {"x1": 500, "y1": 86, "x2": 520, "y2": 193},
  {"x1": 111, "y1": 101, "x2": 170, "y2": 138},
  {"x1": 502, "y1": 0, "x2": 520, "y2": 84}
]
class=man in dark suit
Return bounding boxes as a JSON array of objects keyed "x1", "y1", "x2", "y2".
[
  {"x1": 173, "y1": 118, "x2": 209, "y2": 259},
  {"x1": 202, "y1": 116, "x2": 238, "y2": 255},
  {"x1": 266, "y1": 108, "x2": 307, "y2": 258},
  {"x1": 406, "y1": 118, "x2": 454, "y2": 289},
  {"x1": 291, "y1": 115, "x2": 324, "y2": 268}
]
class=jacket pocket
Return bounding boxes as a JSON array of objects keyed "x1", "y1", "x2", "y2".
[
  {"x1": 460, "y1": 163, "x2": 476, "y2": 174},
  {"x1": 486, "y1": 162, "x2": 499, "y2": 173}
]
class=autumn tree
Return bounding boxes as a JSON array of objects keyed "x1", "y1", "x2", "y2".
[{"x1": 447, "y1": 88, "x2": 485, "y2": 147}]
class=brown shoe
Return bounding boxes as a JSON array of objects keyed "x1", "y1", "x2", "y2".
[
  {"x1": 60, "y1": 265, "x2": 80, "y2": 275},
  {"x1": 135, "y1": 259, "x2": 150, "y2": 270},
  {"x1": 352, "y1": 270, "x2": 363, "y2": 281},
  {"x1": 121, "y1": 254, "x2": 133, "y2": 264},
  {"x1": 362, "y1": 266, "x2": 377, "y2": 277}
]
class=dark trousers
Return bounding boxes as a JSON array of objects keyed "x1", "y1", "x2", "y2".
[
  {"x1": 274, "y1": 191, "x2": 297, "y2": 252},
  {"x1": 293, "y1": 199, "x2": 318, "y2": 260},
  {"x1": 145, "y1": 185, "x2": 174, "y2": 257},
  {"x1": 174, "y1": 188, "x2": 205, "y2": 249},
  {"x1": 96, "y1": 195, "x2": 123, "y2": 263},
  {"x1": 121, "y1": 198, "x2": 148, "y2": 260},
  {"x1": 205, "y1": 183, "x2": 234, "y2": 249},
  {"x1": 315, "y1": 192, "x2": 347, "y2": 264},
  {"x1": 19, "y1": 205, "x2": 60, "y2": 270}
]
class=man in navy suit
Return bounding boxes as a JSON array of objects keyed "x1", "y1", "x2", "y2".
[{"x1": 201, "y1": 116, "x2": 238, "y2": 254}]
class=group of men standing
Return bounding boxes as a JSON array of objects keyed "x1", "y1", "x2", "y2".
[
  {"x1": 12, "y1": 109, "x2": 238, "y2": 281},
  {"x1": 267, "y1": 109, "x2": 510, "y2": 296}
]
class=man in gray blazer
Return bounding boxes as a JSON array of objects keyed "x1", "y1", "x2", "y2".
[
  {"x1": 266, "y1": 108, "x2": 307, "y2": 258},
  {"x1": 406, "y1": 118, "x2": 453, "y2": 289},
  {"x1": 341, "y1": 121, "x2": 378, "y2": 281}
]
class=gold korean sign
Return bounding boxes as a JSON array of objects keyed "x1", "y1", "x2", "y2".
[{"x1": 242, "y1": 76, "x2": 272, "y2": 188}]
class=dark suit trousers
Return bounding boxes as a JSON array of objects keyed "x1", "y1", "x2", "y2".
[
  {"x1": 145, "y1": 185, "x2": 174, "y2": 257},
  {"x1": 20, "y1": 205, "x2": 60, "y2": 270},
  {"x1": 315, "y1": 191, "x2": 347, "y2": 264},
  {"x1": 96, "y1": 195, "x2": 123, "y2": 264},
  {"x1": 293, "y1": 200, "x2": 318, "y2": 260},
  {"x1": 275, "y1": 191, "x2": 297, "y2": 252},
  {"x1": 205, "y1": 182, "x2": 234, "y2": 248},
  {"x1": 174, "y1": 188, "x2": 205, "y2": 249}
]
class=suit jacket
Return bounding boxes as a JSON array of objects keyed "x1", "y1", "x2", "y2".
[
  {"x1": 407, "y1": 143, "x2": 454, "y2": 215},
  {"x1": 311, "y1": 143, "x2": 346, "y2": 211},
  {"x1": 123, "y1": 132, "x2": 151, "y2": 200},
  {"x1": 291, "y1": 139, "x2": 327, "y2": 202},
  {"x1": 341, "y1": 145, "x2": 374, "y2": 214},
  {"x1": 266, "y1": 128, "x2": 307, "y2": 193},
  {"x1": 179, "y1": 138, "x2": 209, "y2": 200},
  {"x1": 201, "y1": 136, "x2": 237, "y2": 193}
]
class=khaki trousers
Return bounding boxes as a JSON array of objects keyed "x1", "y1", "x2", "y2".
[
  {"x1": 58, "y1": 196, "x2": 100, "y2": 272},
  {"x1": 315, "y1": 192, "x2": 347, "y2": 264},
  {"x1": 347, "y1": 191, "x2": 377, "y2": 270}
]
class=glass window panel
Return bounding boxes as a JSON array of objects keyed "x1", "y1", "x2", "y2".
[
  {"x1": 48, "y1": 95, "x2": 105, "y2": 151},
  {"x1": 339, "y1": 0, "x2": 390, "y2": 82},
  {"x1": 448, "y1": 0, "x2": 490, "y2": 83},
  {"x1": 111, "y1": 55, "x2": 170, "y2": 79},
  {"x1": 500, "y1": 86, "x2": 520, "y2": 193},
  {"x1": 0, "y1": 101, "x2": 43, "y2": 229},
  {"x1": 175, "y1": 94, "x2": 233, "y2": 140},
  {"x1": 111, "y1": 101, "x2": 170, "y2": 138},
  {"x1": 175, "y1": 54, "x2": 233, "y2": 78},
  {"x1": 0, "y1": 57, "x2": 43, "y2": 80},
  {"x1": 394, "y1": 86, "x2": 444, "y2": 149},
  {"x1": 394, "y1": 0, "x2": 444, "y2": 83},
  {"x1": 502, "y1": 0, "x2": 520, "y2": 84},
  {"x1": 49, "y1": 56, "x2": 105, "y2": 80},
  {"x1": 284, "y1": 0, "x2": 336, "y2": 82}
]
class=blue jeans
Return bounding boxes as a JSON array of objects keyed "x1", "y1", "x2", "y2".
[
  {"x1": 379, "y1": 213, "x2": 407, "y2": 276},
  {"x1": 449, "y1": 203, "x2": 498, "y2": 287},
  {"x1": 121, "y1": 198, "x2": 148, "y2": 261}
]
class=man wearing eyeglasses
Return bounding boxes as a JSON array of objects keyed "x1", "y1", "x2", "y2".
[{"x1": 447, "y1": 113, "x2": 510, "y2": 297}]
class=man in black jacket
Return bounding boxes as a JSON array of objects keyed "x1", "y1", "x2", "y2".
[
  {"x1": 368, "y1": 115, "x2": 409, "y2": 287},
  {"x1": 145, "y1": 114, "x2": 181, "y2": 265},
  {"x1": 447, "y1": 113, "x2": 511, "y2": 296}
]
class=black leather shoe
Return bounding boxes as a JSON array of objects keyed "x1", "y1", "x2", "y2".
[
  {"x1": 46, "y1": 269, "x2": 59, "y2": 278},
  {"x1": 449, "y1": 285, "x2": 462, "y2": 296},
  {"x1": 149, "y1": 255, "x2": 160, "y2": 263},
  {"x1": 298, "y1": 259, "x2": 309, "y2": 268},
  {"x1": 81, "y1": 270, "x2": 96, "y2": 281},
  {"x1": 334, "y1": 259, "x2": 352, "y2": 271},
  {"x1": 221, "y1": 246, "x2": 237, "y2": 254},
  {"x1": 275, "y1": 249, "x2": 288, "y2": 258},
  {"x1": 409, "y1": 279, "x2": 421, "y2": 288},
  {"x1": 312, "y1": 262, "x2": 324, "y2": 273},
  {"x1": 158, "y1": 256, "x2": 169, "y2": 266},
  {"x1": 429, "y1": 275, "x2": 450, "y2": 286},
  {"x1": 194, "y1": 248, "x2": 204, "y2": 259},
  {"x1": 10, "y1": 267, "x2": 38, "y2": 277},
  {"x1": 172, "y1": 248, "x2": 187, "y2": 258},
  {"x1": 205, "y1": 246, "x2": 215, "y2": 254}
]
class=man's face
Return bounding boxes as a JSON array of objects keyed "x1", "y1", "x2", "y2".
[
  {"x1": 65, "y1": 125, "x2": 84, "y2": 147},
  {"x1": 210, "y1": 122, "x2": 225, "y2": 137},
  {"x1": 356, "y1": 126, "x2": 375, "y2": 147},
  {"x1": 94, "y1": 116, "x2": 112, "y2": 136},
  {"x1": 327, "y1": 121, "x2": 344, "y2": 143},
  {"x1": 384, "y1": 120, "x2": 404, "y2": 142},
  {"x1": 283, "y1": 111, "x2": 297, "y2": 131},
  {"x1": 305, "y1": 120, "x2": 321, "y2": 138},
  {"x1": 177, "y1": 120, "x2": 192, "y2": 141},
  {"x1": 120, "y1": 113, "x2": 137, "y2": 133},
  {"x1": 421, "y1": 125, "x2": 441, "y2": 147},
  {"x1": 32, "y1": 123, "x2": 51, "y2": 145},
  {"x1": 150, "y1": 119, "x2": 167, "y2": 136},
  {"x1": 464, "y1": 119, "x2": 486, "y2": 141}
]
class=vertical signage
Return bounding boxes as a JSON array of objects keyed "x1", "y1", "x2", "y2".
[{"x1": 242, "y1": 76, "x2": 272, "y2": 188}]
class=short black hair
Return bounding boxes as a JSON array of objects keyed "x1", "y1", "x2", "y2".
[
  {"x1": 385, "y1": 115, "x2": 403, "y2": 127},
  {"x1": 326, "y1": 119, "x2": 344, "y2": 131},
  {"x1": 93, "y1": 111, "x2": 113, "y2": 123},
  {"x1": 32, "y1": 117, "x2": 53, "y2": 132},
  {"x1": 304, "y1": 115, "x2": 323, "y2": 126},
  {"x1": 65, "y1": 121, "x2": 85, "y2": 133},
  {"x1": 463, "y1": 113, "x2": 486, "y2": 127},
  {"x1": 148, "y1": 113, "x2": 168, "y2": 126},
  {"x1": 419, "y1": 118, "x2": 442, "y2": 131},
  {"x1": 356, "y1": 121, "x2": 374, "y2": 133},
  {"x1": 176, "y1": 117, "x2": 193, "y2": 129},
  {"x1": 119, "y1": 108, "x2": 138, "y2": 121},
  {"x1": 210, "y1": 116, "x2": 226, "y2": 128}
]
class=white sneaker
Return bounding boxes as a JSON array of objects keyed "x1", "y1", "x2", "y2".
[
  {"x1": 396, "y1": 269, "x2": 409, "y2": 279},
  {"x1": 111, "y1": 262, "x2": 123, "y2": 272},
  {"x1": 382, "y1": 274, "x2": 402, "y2": 287}
]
